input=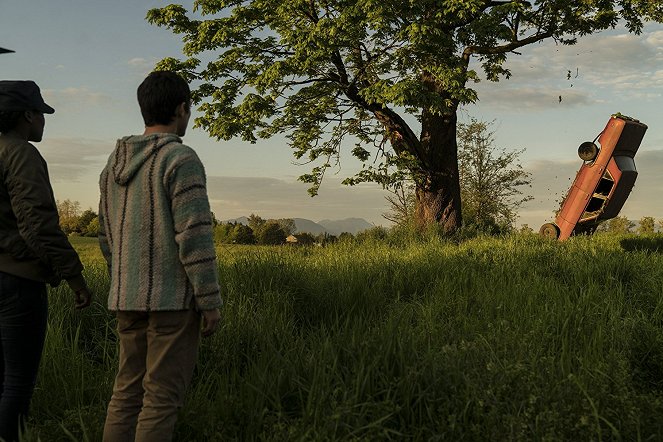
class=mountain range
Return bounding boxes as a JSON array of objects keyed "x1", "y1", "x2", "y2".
[{"x1": 224, "y1": 216, "x2": 374, "y2": 235}]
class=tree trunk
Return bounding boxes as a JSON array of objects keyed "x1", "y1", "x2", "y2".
[{"x1": 415, "y1": 110, "x2": 462, "y2": 233}]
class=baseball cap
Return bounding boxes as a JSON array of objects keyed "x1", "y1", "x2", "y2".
[{"x1": 0, "y1": 80, "x2": 55, "y2": 114}]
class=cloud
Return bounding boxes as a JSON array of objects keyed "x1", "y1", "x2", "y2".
[
  {"x1": 503, "y1": 32, "x2": 660, "y2": 85},
  {"x1": 645, "y1": 29, "x2": 663, "y2": 50},
  {"x1": 39, "y1": 137, "x2": 113, "y2": 181},
  {"x1": 475, "y1": 86, "x2": 595, "y2": 110},
  {"x1": 471, "y1": 25, "x2": 663, "y2": 111},
  {"x1": 206, "y1": 176, "x2": 390, "y2": 224},
  {"x1": 127, "y1": 57, "x2": 158, "y2": 74},
  {"x1": 42, "y1": 87, "x2": 112, "y2": 108},
  {"x1": 128, "y1": 57, "x2": 148, "y2": 66}
]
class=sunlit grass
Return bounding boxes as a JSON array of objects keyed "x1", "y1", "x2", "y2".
[{"x1": 21, "y1": 234, "x2": 663, "y2": 440}]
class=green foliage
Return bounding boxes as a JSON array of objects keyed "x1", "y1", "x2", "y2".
[
  {"x1": 458, "y1": 119, "x2": 532, "y2": 232},
  {"x1": 355, "y1": 225, "x2": 388, "y2": 242},
  {"x1": 57, "y1": 199, "x2": 81, "y2": 234},
  {"x1": 290, "y1": 232, "x2": 316, "y2": 245},
  {"x1": 77, "y1": 209, "x2": 98, "y2": 235},
  {"x1": 639, "y1": 216, "x2": 656, "y2": 234},
  {"x1": 275, "y1": 218, "x2": 296, "y2": 236},
  {"x1": 146, "y1": 0, "x2": 662, "y2": 203},
  {"x1": 256, "y1": 220, "x2": 287, "y2": 245},
  {"x1": 599, "y1": 216, "x2": 636, "y2": 234},
  {"x1": 315, "y1": 232, "x2": 338, "y2": 245},
  {"x1": 214, "y1": 222, "x2": 234, "y2": 244},
  {"x1": 55, "y1": 200, "x2": 100, "y2": 236},
  {"x1": 338, "y1": 231, "x2": 354, "y2": 242},
  {"x1": 520, "y1": 223, "x2": 535, "y2": 234},
  {"x1": 382, "y1": 118, "x2": 531, "y2": 235},
  {"x1": 247, "y1": 213, "x2": 265, "y2": 233},
  {"x1": 215, "y1": 222, "x2": 256, "y2": 244},
  {"x1": 84, "y1": 216, "x2": 100, "y2": 237},
  {"x1": 233, "y1": 223, "x2": 256, "y2": 244}
]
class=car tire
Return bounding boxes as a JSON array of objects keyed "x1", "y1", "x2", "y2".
[
  {"x1": 578, "y1": 141, "x2": 599, "y2": 161},
  {"x1": 539, "y1": 223, "x2": 560, "y2": 239}
]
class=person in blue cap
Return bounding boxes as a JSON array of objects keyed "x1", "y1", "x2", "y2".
[{"x1": 0, "y1": 80, "x2": 92, "y2": 442}]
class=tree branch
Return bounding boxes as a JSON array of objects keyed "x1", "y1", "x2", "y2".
[{"x1": 462, "y1": 30, "x2": 553, "y2": 63}]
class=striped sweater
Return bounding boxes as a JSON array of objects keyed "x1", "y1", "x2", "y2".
[{"x1": 98, "y1": 133, "x2": 222, "y2": 311}]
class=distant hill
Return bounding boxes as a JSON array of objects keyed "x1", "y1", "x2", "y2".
[
  {"x1": 292, "y1": 218, "x2": 328, "y2": 235},
  {"x1": 318, "y1": 218, "x2": 373, "y2": 235},
  {"x1": 223, "y1": 216, "x2": 373, "y2": 235}
]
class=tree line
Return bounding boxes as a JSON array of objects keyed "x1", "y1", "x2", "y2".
[
  {"x1": 57, "y1": 198, "x2": 663, "y2": 246},
  {"x1": 518, "y1": 216, "x2": 662, "y2": 236},
  {"x1": 55, "y1": 200, "x2": 351, "y2": 245},
  {"x1": 214, "y1": 214, "x2": 353, "y2": 246},
  {"x1": 56, "y1": 199, "x2": 99, "y2": 237}
]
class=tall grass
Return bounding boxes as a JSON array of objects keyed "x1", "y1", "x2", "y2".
[{"x1": 21, "y1": 234, "x2": 663, "y2": 441}]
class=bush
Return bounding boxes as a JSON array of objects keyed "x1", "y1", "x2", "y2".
[
  {"x1": 215, "y1": 223, "x2": 256, "y2": 245},
  {"x1": 256, "y1": 221, "x2": 286, "y2": 245}
]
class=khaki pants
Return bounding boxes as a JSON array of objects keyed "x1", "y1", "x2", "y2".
[{"x1": 102, "y1": 306, "x2": 201, "y2": 442}]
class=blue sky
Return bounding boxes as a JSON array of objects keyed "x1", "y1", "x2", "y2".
[{"x1": 2, "y1": 0, "x2": 663, "y2": 228}]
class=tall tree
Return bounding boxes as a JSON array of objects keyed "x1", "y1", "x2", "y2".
[
  {"x1": 247, "y1": 213, "x2": 266, "y2": 233},
  {"x1": 56, "y1": 199, "x2": 81, "y2": 234},
  {"x1": 457, "y1": 119, "x2": 531, "y2": 231},
  {"x1": 147, "y1": 1, "x2": 663, "y2": 233}
]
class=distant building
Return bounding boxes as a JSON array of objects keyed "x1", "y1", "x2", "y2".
[{"x1": 286, "y1": 233, "x2": 316, "y2": 245}]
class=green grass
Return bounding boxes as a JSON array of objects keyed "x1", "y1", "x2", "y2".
[{"x1": 20, "y1": 234, "x2": 663, "y2": 441}]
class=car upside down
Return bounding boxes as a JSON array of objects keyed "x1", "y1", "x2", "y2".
[{"x1": 539, "y1": 114, "x2": 648, "y2": 240}]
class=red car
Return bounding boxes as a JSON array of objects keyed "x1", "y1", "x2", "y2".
[{"x1": 539, "y1": 114, "x2": 648, "y2": 240}]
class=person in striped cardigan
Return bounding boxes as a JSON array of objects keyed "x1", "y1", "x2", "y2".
[{"x1": 99, "y1": 71, "x2": 222, "y2": 442}]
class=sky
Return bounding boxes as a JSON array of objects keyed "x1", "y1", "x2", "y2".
[{"x1": 2, "y1": 0, "x2": 663, "y2": 228}]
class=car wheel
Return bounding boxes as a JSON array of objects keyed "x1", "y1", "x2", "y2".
[
  {"x1": 578, "y1": 141, "x2": 599, "y2": 161},
  {"x1": 539, "y1": 223, "x2": 560, "y2": 239}
]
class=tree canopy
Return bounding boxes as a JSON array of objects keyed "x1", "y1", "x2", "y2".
[{"x1": 148, "y1": 0, "x2": 663, "y2": 232}]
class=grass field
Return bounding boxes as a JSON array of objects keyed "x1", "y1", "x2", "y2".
[{"x1": 20, "y1": 233, "x2": 663, "y2": 441}]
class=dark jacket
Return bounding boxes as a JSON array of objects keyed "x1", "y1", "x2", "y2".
[{"x1": 0, "y1": 134, "x2": 86, "y2": 290}]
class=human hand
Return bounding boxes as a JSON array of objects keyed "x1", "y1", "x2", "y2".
[
  {"x1": 74, "y1": 288, "x2": 92, "y2": 309},
  {"x1": 201, "y1": 308, "x2": 221, "y2": 338}
]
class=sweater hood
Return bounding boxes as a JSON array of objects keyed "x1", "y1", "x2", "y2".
[{"x1": 111, "y1": 133, "x2": 181, "y2": 185}]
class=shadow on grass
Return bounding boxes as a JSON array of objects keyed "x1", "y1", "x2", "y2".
[{"x1": 620, "y1": 237, "x2": 663, "y2": 253}]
